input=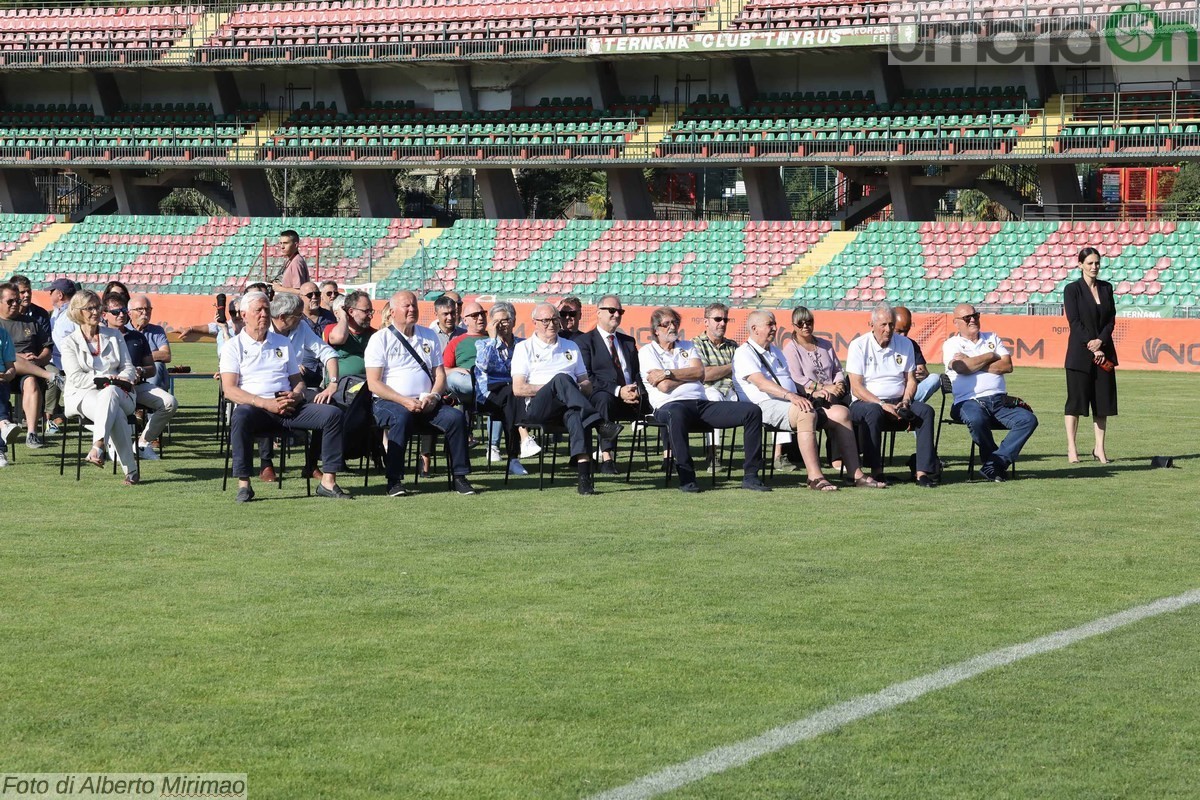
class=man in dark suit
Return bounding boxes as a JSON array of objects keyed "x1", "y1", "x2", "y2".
[{"x1": 577, "y1": 294, "x2": 647, "y2": 473}]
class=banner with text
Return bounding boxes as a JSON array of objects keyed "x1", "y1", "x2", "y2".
[{"x1": 585, "y1": 28, "x2": 892, "y2": 56}]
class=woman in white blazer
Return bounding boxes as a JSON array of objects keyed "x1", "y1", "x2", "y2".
[{"x1": 60, "y1": 290, "x2": 140, "y2": 484}]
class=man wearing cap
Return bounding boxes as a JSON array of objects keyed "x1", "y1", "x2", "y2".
[
  {"x1": 942, "y1": 303, "x2": 1038, "y2": 482},
  {"x1": 0, "y1": 281, "x2": 58, "y2": 448},
  {"x1": 847, "y1": 302, "x2": 939, "y2": 488}
]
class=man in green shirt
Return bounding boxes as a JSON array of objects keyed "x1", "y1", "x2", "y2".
[{"x1": 323, "y1": 290, "x2": 376, "y2": 377}]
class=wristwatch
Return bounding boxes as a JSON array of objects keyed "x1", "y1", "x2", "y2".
[{"x1": 663, "y1": 369, "x2": 674, "y2": 382}]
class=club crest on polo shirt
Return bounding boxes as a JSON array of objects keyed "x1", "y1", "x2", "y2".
[
  {"x1": 987, "y1": 340, "x2": 996, "y2": 350},
  {"x1": 274, "y1": 348, "x2": 284, "y2": 359},
  {"x1": 422, "y1": 342, "x2": 432, "y2": 355},
  {"x1": 564, "y1": 351, "x2": 574, "y2": 361},
  {"x1": 894, "y1": 353, "x2": 903, "y2": 365}
]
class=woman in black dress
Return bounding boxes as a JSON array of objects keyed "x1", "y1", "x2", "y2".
[{"x1": 1063, "y1": 246, "x2": 1117, "y2": 463}]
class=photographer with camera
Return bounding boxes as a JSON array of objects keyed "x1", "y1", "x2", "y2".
[
  {"x1": 847, "y1": 303, "x2": 939, "y2": 488},
  {"x1": 59, "y1": 290, "x2": 140, "y2": 485},
  {"x1": 365, "y1": 290, "x2": 476, "y2": 498},
  {"x1": 220, "y1": 292, "x2": 352, "y2": 503}
]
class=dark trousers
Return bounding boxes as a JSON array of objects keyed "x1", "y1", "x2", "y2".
[
  {"x1": 654, "y1": 399, "x2": 763, "y2": 483},
  {"x1": 480, "y1": 383, "x2": 520, "y2": 459},
  {"x1": 374, "y1": 399, "x2": 471, "y2": 483},
  {"x1": 851, "y1": 399, "x2": 937, "y2": 474},
  {"x1": 520, "y1": 373, "x2": 604, "y2": 460},
  {"x1": 230, "y1": 402, "x2": 345, "y2": 479},
  {"x1": 953, "y1": 395, "x2": 1039, "y2": 468},
  {"x1": 592, "y1": 389, "x2": 647, "y2": 451}
]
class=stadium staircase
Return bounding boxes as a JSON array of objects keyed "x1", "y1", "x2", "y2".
[
  {"x1": 623, "y1": 104, "x2": 679, "y2": 159},
  {"x1": 4, "y1": 221, "x2": 73, "y2": 269},
  {"x1": 1014, "y1": 94, "x2": 1072, "y2": 155},
  {"x1": 365, "y1": 225, "x2": 445, "y2": 285},
  {"x1": 754, "y1": 231, "x2": 857, "y2": 307},
  {"x1": 228, "y1": 110, "x2": 288, "y2": 161},
  {"x1": 160, "y1": 10, "x2": 231, "y2": 64},
  {"x1": 692, "y1": 0, "x2": 751, "y2": 32}
]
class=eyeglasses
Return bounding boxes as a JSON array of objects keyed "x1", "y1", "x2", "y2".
[
  {"x1": 957, "y1": 312, "x2": 980, "y2": 323},
  {"x1": 82, "y1": 305, "x2": 101, "y2": 313},
  {"x1": 532, "y1": 317, "x2": 561, "y2": 325},
  {"x1": 599, "y1": 307, "x2": 625, "y2": 316},
  {"x1": 350, "y1": 307, "x2": 374, "y2": 316},
  {"x1": 105, "y1": 307, "x2": 128, "y2": 315},
  {"x1": 304, "y1": 292, "x2": 321, "y2": 299},
  {"x1": 464, "y1": 311, "x2": 486, "y2": 319},
  {"x1": 795, "y1": 320, "x2": 814, "y2": 328},
  {"x1": 493, "y1": 317, "x2": 512, "y2": 325},
  {"x1": 2, "y1": 298, "x2": 19, "y2": 306},
  {"x1": 708, "y1": 316, "x2": 730, "y2": 323},
  {"x1": 322, "y1": 290, "x2": 336, "y2": 296},
  {"x1": 129, "y1": 306, "x2": 150, "y2": 313},
  {"x1": 656, "y1": 321, "x2": 678, "y2": 329},
  {"x1": 559, "y1": 309, "x2": 579, "y2": 318}
]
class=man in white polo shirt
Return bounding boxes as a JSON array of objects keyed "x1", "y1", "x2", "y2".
[
  {"x1": 220, "y1": 291, "x2": 351, "y2": 503},
  {"x1": 732, "y1": 310, "x2": 842, "y2": 492},
  {"x1": 943, "y1": 303, "x2": 1038, "y2": 482},
  {"x1": 640, "y1": 306, "x2": 768, "y2": 493},
  {"x1": 365, "y1": 290, "x2": 476, "y2": 498},
  {"x1": 511, "y1": 302, "x2": 618, "y2": 496},
  {"x1": 847, "y1": 302, "x2": 939, "y2": 488}
]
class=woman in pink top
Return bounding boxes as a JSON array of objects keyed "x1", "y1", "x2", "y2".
[{"x1": 782, "y1": 306, "x2": 881, "y2": 486}]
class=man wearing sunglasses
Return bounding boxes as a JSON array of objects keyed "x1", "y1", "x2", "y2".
[
  {"x1": 556, "y1": 296, "x2": 583, "y2": 341},
  {"x1": 319, "y1": 280, "x2": 340, "y2": 310},
  {"x1": 299, "y1": 281, "x2": 336, "y2": 337},
  {"x1": 578, "y1": 295, "x2": 645, "y2": 473},
  {"x1": 943, "y1": 304, "x2": 1038, "y2": 482},
  {"x1": 444, "y1": 301, "x2": 488, "y2": 407}
]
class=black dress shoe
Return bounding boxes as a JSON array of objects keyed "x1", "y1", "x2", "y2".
[
  {"x1": 598, "y1": 459, "x2": 618, "y2": 475},
  {"x1": 316, "y1": 483, "x2": 355, "y2": 500},
  {"x1": 235, "y1": 486, "x2": 256, "y2": 503},
  {"x1": 916, "y1": 474, "x2": 939, "y2": 488},
  {"x1": 596, "y1": 421, "x2": 624, "y2": 442},
  {"x1": 679, "y1": 482, "x2": 701, "y2": 493},
  {"x1": 453, "y1": 476, "x2": 478, "y2": 495},
  {"x1": 577, "y1": 462, "x2": 596, "y2": 495},
  {"x1": 741, "y1": 476, "x2": 772, "y2": 492}
]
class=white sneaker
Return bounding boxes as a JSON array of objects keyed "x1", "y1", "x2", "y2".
[
  {"x1": 0, "y1": 450, "x2": 8, "y2": 468},
  {"x1": 0, "y1": 420, "x2": 17, "y2": 446},
  {"x1": 507, "y1": 458, "x2": 528, "y2": 476},
  {"x1": 487, "y1": 446, "x2": 503, "y2": 463},
  {"x1": 138, "y1": 442, "x2": 161, "y2": 461},
  {"x1": 520, "y1": 437, "x2": 542, "y2": 459}
]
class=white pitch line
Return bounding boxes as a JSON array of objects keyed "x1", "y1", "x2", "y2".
[{"x1": 589, "y1": 588, "x2": 1200, "y2": 800}]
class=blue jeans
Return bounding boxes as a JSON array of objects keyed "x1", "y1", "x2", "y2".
[
  {"x1": 373, "y1": 399, "x2": 471, "y2": 483},
  {"x1": 914, "y1": 372, "x2": 942, "y2": 404},
  {"x1": 952, "y1": 394, "x2": 1039, "y2": 468}
]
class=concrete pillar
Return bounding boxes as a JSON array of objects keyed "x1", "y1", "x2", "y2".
[
  {"x1": 110, "y1": 170, "x2": 168, "y2": 215},
  {"x1": 1037, "y1": 163, "x2": 1082, "y2": 209},
  {"x1": 606, "y1": 168, "x2": 654, "y2": 220},
  {"x1": 1024, "y1": 65, "x2": 1057, "y2": 104},
  {"x1": 876, "y1": 54, "x2": 905, "y2": 105},
  {"x1": 886, "y1": 166, "x2": 936, "y2": 221},
  {"x1": 335, "y1": 68, "x2": 366, "y2": 113},
  {"x1": 211, "y1": 72, "x2": 242, "y2": 116},
  {"x1": 729, "y1": 58, "x2": 758, "y2": 108},
  {"x1": 587, "y1": 61, "x2": 621, "y2": 111},
  {"x1": 455, "y1": 65, "x2": 476, "y2": 113},
  {"x1": 229, "y1": 169, "x2": 280, "y2": 217},
  {"x1": 0, "y1": 169, "x2": 45, "y2": 214},
  {"x1": 352, "y1": 171, "x2": 402, "y2": 218},
  {"x1": 476, "y1": 168, "x2": 525, "y2": 218},
  {"x1": 90, "y1": 72, "x2": 123, "y2": 117},
  {"x1": 742, "y1": 167, "x2": 791, "y2": 221}
]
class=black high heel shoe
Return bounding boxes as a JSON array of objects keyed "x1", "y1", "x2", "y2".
[{"x1": 1092, "y1": 450, "x2": 1111, "y2": 464}]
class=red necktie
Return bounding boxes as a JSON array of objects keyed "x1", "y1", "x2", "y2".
[{"x1": 609, "y1": 334, "x2": 625, "y2": 383}]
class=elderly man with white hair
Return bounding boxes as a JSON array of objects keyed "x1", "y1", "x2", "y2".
[
  {"x1": 511, "y1": 302, "x2": 619, "y2": 495},
  {"x1": 220, "y1": 291, "x2": 352, "y2": 502},
  {"x1": 847, "y1": 302, "x2": 939, "y2": 488},
  {"x1": 733, "y1": 310, "x2": 849, "y2": 492},
  {"x1": 365, "y1": 290, "x2": 476, "y2": 497},
  {"x1": 271, "y1": 292, "x2": 339, "y2": 398}
]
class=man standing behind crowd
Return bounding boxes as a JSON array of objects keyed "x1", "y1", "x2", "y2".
[
  {"x1": 324, "y1": 290, "x2": 376, "y2": 377},
  {"x1": 943, "y1": 304, "x2": 1038, "y2": 482},
  {"x1": 0, "y1": 281, "x2": 57, "y2": 448},
  {"x1": 272, "y1": 229, "x2": 309, "y2": 295},
  {"x1": 299, "y1": 281, "x2": 335, "y2": 337},
  {"x1": 365, "y1": 290, "x2": 476, "y2": 497}
]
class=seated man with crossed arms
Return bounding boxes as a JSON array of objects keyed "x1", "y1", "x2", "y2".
[
  {"x1": 943, "y1": 303, "x2": 1038, "y2": 482},
  {"x1": 639, "y1": 306, "x2": 768, "y2": 493}
]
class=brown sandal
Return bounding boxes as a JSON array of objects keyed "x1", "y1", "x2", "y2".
[
  {"x1": 807, "y1": 477, "x2": 839, "y2": 492},
  {"x1": 853, "y1": 475, "x2": 887, "y2": 489}
]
